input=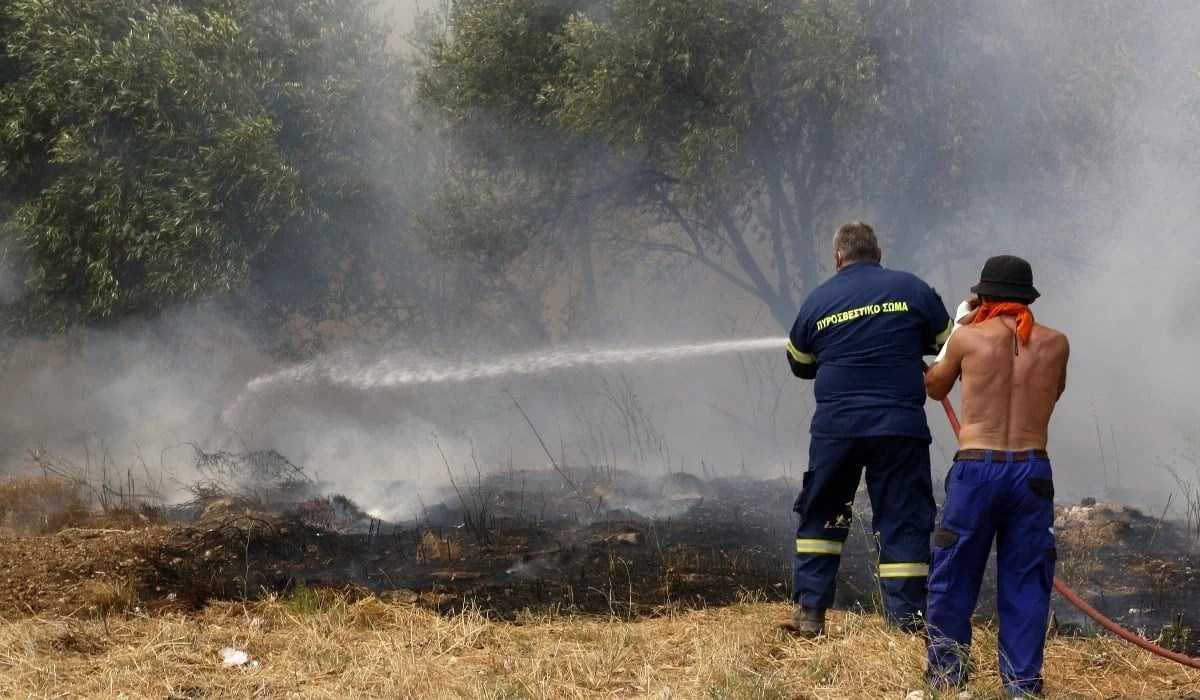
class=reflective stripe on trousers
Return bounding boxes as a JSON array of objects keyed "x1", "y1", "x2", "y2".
[
  {"x1": 796, "y1": 538, "x2": 844, "y2": 556},
  {"x1": 791, "y1": 435, "x2": 935, "y2": 621},
  {"x1": 879, "y1": 562, "x2": 930, "y2": 578}
]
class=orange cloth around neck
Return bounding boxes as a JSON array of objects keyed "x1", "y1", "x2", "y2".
[{"x1": 972, "y1": 302, "x2": 1034, "y2": 344}]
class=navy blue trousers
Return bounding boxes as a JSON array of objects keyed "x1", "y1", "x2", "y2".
[
  {"x1": 925, "y1": 450, "x2": 1056, "y2": 697},
  {"x1": 792, "y1": 435, "x2": 935, "y2": 626}
]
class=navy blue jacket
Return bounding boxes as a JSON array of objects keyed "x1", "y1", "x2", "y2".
[{"x1": 787, "y1": 261, "x2": 953, "y2": 441}]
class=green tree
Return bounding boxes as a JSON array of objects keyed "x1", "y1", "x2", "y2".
[
  {"x1": 415, "y1": 0, "x2": 613, "y2": 342},
  {"x1": 0, "y1": 0, "x2": 428, "y2": 355},
  {"x1": 0, "y1": 0, "x2": 301, "y2": 334},
  {"x1": 417, "y1": 0, "x2": 929, "y2": 329},
  {"x1": 234, "y1": 0, "x2": 433, "y2": 356},
  {"x1": 418, "y1": 0, "x2": 1145, "y2": 330}
]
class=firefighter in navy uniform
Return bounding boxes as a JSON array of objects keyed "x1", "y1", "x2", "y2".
[{"x1": 784, "y1": 221, "x2": 953, "y2": 637}]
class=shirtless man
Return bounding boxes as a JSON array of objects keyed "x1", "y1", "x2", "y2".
[{"x1": 921, "y1": 255, "x2": 1070, "y2": 698}]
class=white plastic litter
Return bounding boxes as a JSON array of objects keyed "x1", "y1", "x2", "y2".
[{"x1": 219, "y1": 647, "x2": 251, "y2": 667}]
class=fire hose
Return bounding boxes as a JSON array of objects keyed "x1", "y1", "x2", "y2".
[{"x1": 931, "y1": 391, "x2": 1200, "y2": 669}]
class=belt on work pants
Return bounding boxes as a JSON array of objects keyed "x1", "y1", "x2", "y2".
[{"x1": 953, "y1": 449, "x2": 1049, "y2": 461}]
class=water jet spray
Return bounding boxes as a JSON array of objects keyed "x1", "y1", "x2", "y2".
[{"x1": 222, "y1": 336, "x2": 787, "y2": 426}]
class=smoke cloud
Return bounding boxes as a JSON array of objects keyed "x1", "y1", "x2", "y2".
[
  {"x1": 1, "y1": 0, "x2": 1198, "y2": 524},
  {"x1": 915, "y1": 1, "x2": 1200, "y2": 513}
]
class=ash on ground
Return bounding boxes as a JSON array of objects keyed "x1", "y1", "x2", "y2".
[{"x1": 0, "y1": 449, "x2": 1196, "y2": 658}]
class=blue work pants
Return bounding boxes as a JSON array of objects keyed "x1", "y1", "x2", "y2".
[
  {"x1": 791, "y1": 435, "x2": 935, "y2": 626},
  {"x1": 925, "y1": 450, "x2": 1056, "y2": 697}
]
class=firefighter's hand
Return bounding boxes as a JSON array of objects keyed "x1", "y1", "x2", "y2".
[{"x1": 954, "y1": 297, "x2": 980, "y2": 325}]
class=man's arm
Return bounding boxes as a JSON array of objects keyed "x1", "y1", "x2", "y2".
[
  {"x1": 786, "y1": 310, "x2": 818, "y2": 380},
  {"x1": 929, "y1": 317, "x2": 955, "y2": 356},
  {"x1": 930, "y1": 296, "x2": 979, "y2": 364},
  {"x1": 787, "y1": 340, "x2": 817, "y2": 379},
  {"x1": 925, "y1": 329, "x2": 969, "y2": 400},
  {"x1": 922, "y1": 286, "x2": 955, "y2": 356}
]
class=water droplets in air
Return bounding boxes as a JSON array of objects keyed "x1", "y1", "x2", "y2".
[{"x1": 223, "y1": 336, "x2": 786, "y2": 425}]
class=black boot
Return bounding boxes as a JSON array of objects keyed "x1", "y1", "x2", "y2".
[{"x1": 789, "y1": 606, "x2": 826, "y2": 638}]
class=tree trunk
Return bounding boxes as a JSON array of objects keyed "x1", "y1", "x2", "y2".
[{"x1": 768, "y1": 296, "x2": 798, "y2": 332}]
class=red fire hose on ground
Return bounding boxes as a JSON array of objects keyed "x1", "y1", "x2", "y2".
[{"x1": 932, "y1": 393, "x2": 1200, "y2": 669}]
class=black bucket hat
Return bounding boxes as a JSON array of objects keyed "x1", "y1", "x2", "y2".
[{"x1": 970, "y1": 255, "x2": 1040, "y2": 303}]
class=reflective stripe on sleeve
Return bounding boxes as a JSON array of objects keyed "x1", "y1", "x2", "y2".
[
  {"x1": 878, "y1": 562, "x2": 930, "y2": 578},
  {"x1": 787, "y1": 339, "x2": 816, "y2": 365},
  {"x1": 796, "y1": 538, "x2": 843, "y2": 556},
  {"x1": 935, "y1": 319, "x2": 955, "y2": 346}
]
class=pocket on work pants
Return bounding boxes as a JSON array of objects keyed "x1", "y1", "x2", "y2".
[{"x1": 928, "y1": 463, "x2": 994, "y2": 594}]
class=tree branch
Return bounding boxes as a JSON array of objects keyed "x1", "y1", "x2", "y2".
[
  {"x1": 573, "y1": 168, "x2": 679, "y2": 205},
  {"x1": 760, "y1": 146, "x2": 797, "y2": 312},
  {"x1": 714, "y1": 200, "x2": 780, "y2": 307},
  {"x1": 610, "y1": 235, "x2": 760, "y2": 298}
]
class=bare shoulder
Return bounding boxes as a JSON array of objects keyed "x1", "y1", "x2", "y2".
[
  {"x1": 1034, "y1": 322, "x2": 1068, "y2": 341},
  {"x1": 949, "y1": 323, "x2": 985, "y2": 351},
  {"x1": 966, "y1": 319, "x2": 1013, "y2": 346},
  {"x1": 1034, "y1": 323, "x2": 1070, "y2": 355}
]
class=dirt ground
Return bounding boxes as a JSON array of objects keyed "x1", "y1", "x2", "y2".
[{"x1": 0, "y1": 465, "x2": 1197, "y2": 660}]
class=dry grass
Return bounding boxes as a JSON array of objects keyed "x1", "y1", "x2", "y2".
[
  {"x1": 0, "y1": 596, "x2": 1194, "y2": 699},
  {"x1": 419, "y1": 529, "x2": 464, "y2": 562},
  {"x1": 0, "y1": 477, "x2": 90, "y2": 534}
]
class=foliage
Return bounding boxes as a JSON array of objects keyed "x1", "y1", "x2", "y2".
[
  {"x1": 416, "y1": 0, "x2": 581, "y2": 132},
  {"x1": 0, "y1": 0, "x2": 300, "y2": 334},
  {"x1": 0, "y1": 0, "x2": 427, "y2": 354},
  {"x1": 416, "y1": 0, "x2": 1149, "y2": 329},
  {"x1": 415, "y1": 0, "x2": 608, "y2": 342},
  {"x1": 553, "y1": 0, "x2": 874, "y2": 195},
  {"x1": 419, "y1": 0, "x2": 880, "y2": 328},
  {"x1": 235, "y1": 0, "x2": 432, "y2": 355},
  {"x1": 0, "y1": 0, "x2": 1170, "y2": 346}
]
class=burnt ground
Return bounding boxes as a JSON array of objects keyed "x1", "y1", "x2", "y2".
[{"x1": 0, "y1": 466, "x2": 1197, "y2": 658}]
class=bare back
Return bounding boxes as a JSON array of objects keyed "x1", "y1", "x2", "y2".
[{"x1": 928, "y1": 317, "x2": 1069, "y2": 451}]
